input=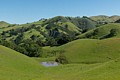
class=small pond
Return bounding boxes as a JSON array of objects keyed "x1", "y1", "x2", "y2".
[{"x1": 41, "y1": 62, "x2": 59, "y2": 67}]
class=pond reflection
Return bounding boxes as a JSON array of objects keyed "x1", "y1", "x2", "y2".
[{"x1": 41, "y1": 62, "x2": 59, "y2": 67}]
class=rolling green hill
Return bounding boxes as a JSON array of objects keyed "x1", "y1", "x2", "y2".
[
  {"x1": 56, "y1": 38, "x2": 120, "y2": 63},
  {"x1": 39, "y1": 38, "x2": 120, "y2": 80},
  {"x1": 1, "y1": 16, "x2": 96, "y2": 41},
  {"x1": 1, "y1": 36, "x2": 120, "y2": 80},
  {"x1": 0, "y1": 16, "x2": 98, "y2": 57},
  {"x1": 78, "y1": 23, "x2": 120, "y2": 39},
  {"x1": 90, "y1": 15, "x2": 120, "y2": 23},
  {"x1": 1, "y1": 15, "x2": 120, "y2": 80},
  {"x1": 0, "y1": 21, "x2": 9, "y2": 28},
  {"x1": 0, "y1": 45, "x2": 44, "y2": 80}
]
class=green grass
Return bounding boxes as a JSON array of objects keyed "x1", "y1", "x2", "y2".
[
  {"x1": 0, "y1": 21, "x2": 9, "y2": 28},
  {"x1": 59, "y1": 22, "x2": 81, "y2": 33},
  {"x1": 2, "y1": 17, "x2": 120, "y2": 80},
  {"x1": 40, "y1": 58, "x2": 120, "y2": 80},
  {"x1": 1, "y1": 45, "x2": 98, "y2": 80},
  {"x1": 78, "y1": 23, "x2": 120, "y2": 39},
  {"x1": 36, "y1": 38, "x2": 120, "y2": 80},
  {"x1": 1, "y1": 38, "x2": 120, "y2": 80},
  {"x1": 0, "y1": 45, "x2": 44, "y2": 80},
  {"x1": 90, "y1": 15, "x2": 120, "y2": 23},
  {"x1": 23, "y1": 29, "x2": 44, "y2": 39},
  {"x1": 56, "y1": 38, "x2": 120, "y2": 63},
  {"x1": 33, "y1": 57, "x2": 56, "y2": 62},
  {"x1": 39, "y1": 38, "x2": 120, "y2": 80}
]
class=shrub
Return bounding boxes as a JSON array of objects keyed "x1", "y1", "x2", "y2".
[{"x1": 55, "y1": 54, "x2": 68, "y2": 64}]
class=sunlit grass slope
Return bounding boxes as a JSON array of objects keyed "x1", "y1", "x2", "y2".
[
  {"x1": 0, "y1": 45, "x2": 43, "y2": 80},
  {"x1": 39, "y1": 38, "x2": 120, "y2": 80},
  {"x1": 40, "y1": 57, "x2": 120, "y2": 80},
  {"x1": 58, "y1": 38, "x2": 120, "y2": 63},
  {"x1": 1, "y1": 38, "x2": 120, "y2": 80}
]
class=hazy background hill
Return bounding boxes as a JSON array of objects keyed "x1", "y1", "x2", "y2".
[
  {"x1": 78, "y1": 23, "x2": 120, "y2": 39},
  {"x1": 90, "y1": 15, "x2": 120, "y2": 23}
]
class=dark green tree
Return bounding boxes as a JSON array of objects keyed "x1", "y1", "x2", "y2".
[{"x1": 20, "y1": 39, "x2": 42, "y2": 57}]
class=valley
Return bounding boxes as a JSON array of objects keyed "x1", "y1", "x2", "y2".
[{"x1": 1, "y1": 15, "x2": 120, "y2": 80}]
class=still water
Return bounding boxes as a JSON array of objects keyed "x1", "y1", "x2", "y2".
[{"x1": 41, "y1": 62, "x2": 59, "y2": 67}]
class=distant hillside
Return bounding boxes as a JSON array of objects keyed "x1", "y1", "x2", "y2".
[
  {"x1": 78, "y1": 23, "x2": 120, "y2": 39},
  {"x1": 0, "y1": 16, "x2": 98, "y2": 57},
  {"x1": 1, "y1": 15, "x2": 120, "y2": 57},
  {"x1": 115, "y1": 18, "x2": 120, "y2": 23},
  {"x1": 0, "y1": 21, "x2": 9, "y2": 28},
  {"x1": 90, "y1": 15, "x2": 120, "y2": 24}
]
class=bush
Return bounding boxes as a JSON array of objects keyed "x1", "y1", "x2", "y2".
[{"x1": 55, "y1": 54, "x2": 68, "y2": 64}]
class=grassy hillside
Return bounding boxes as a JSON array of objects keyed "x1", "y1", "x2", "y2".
[
  {"x1": 0, "y1": 44, "x2": 103, "y2": 80},
  {"x1": 90, "y1": 15, "x2": 120, "y2": 23},
  {"x1": 1, "y1": 38, "x2": 120, "y2": 80},
  {"x1": 39, "y1": 38, "x2": 120, "y2": 80},
  {"x1": 78, "y1": 23, "x2": 120, "y2": 39},
  {"x1": 0, "y1": 16, "x2": 98, "y2": 57},
  {"x1": 56, "y1": 38, "x2": 120, "y2": 63},
  {"x1": 0, "y1": 45, "x2": 44, "y2": 80},
  {"x1": 40, "y1": 57, "x2": 120, "y2": 80},
  {"x1": 0, "y1": 21, "x2": 9, "y2": 28},
  {"x1": 1, "y1": 16, "x2": 120, "y2": 80},
  {"x1": 0, "y1": 16, "x2": 96, "y2": 42}
]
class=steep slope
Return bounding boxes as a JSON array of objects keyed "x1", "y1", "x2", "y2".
[{"x1": 0, "y1": 45, "x2": 43, "y2": 80}]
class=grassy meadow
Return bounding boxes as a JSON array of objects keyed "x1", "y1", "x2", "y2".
[
  {"x1": 1, "y1": 38, "x2": 120, "y2": 80},
  {"x1": 1, "y1": 17, "x2": 120, "y2": 80}
]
